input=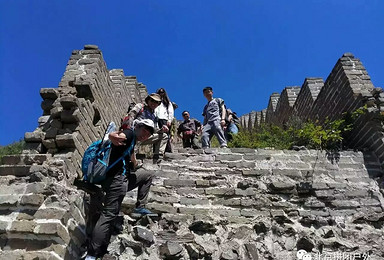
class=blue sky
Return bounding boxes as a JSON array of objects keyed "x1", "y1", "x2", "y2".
[{"x1": 0, "y1": 1, "x2": 383, "y2": 146}]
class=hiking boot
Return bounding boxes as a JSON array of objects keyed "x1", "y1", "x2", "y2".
[
  {"x1": 152, "y1": 154, "x2": 162, "y2": 164},
  {"x1": 133, "y1": 207, "x2": 153, "y2": 215}
]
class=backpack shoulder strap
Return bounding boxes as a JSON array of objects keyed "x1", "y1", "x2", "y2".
[{"x1": 106, "y1": 134, "x2": 136, "y2": 174}]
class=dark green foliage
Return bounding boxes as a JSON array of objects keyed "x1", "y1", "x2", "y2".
[
  {"x1": 228, "y1": 106, "x2": 367, "y2": 151},
  {"x1": 0, "y1": 140, "x2": 24, "y2": 164}
]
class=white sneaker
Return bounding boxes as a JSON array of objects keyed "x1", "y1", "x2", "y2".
[{"x1": 220, "y1": 145, "x2": 228, "y2": 148}]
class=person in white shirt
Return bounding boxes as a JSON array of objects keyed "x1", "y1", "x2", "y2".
[{"x1": 153, "y1": 88, "x2": 174, "y2": 162}]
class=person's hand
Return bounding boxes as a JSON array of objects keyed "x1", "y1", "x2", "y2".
[
  {"x1": 109, "y1": 131, "x2": 127, "y2": 146},
  {"x1": 167, "y1": 121, "x2": 172, "y2": 127},
  {"x1": 220, "y1": 119, "x2": 226, "y2": 128},
  {"x1": 161, "y1": 125, "x2": 169, "y2": 133}
]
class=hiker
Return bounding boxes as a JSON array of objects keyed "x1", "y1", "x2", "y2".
[
  {"x1": 177, "y1": 110, "x2": 202, "y2": 149},
  {"x1": 165, "y1": 102, "x2": 178, "y2": 153},
  {"x1": 84, "y1": 119, "x2": 155, "y2": 260},
  {"x1": 224, "y1": 108, "x2": 239, "y2": 142},
  {"x1": 201, "y1": 86, "x2": 227, "y2": 148},
  {"x1": 152, "y1": 88, "x2": 174, "y2": 162},
  {"x1": 120, "y1": 93, "x2": 168, "y2": 165}
]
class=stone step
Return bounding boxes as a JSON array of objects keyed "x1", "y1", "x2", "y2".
[
  {"x1": 1, "y1": 154, "x2": 51, "y2": 165},
  {"x1": 0, "y1": 165, "x2": 31, "y2": 177},
  {"x1": 0, "y1": 250, "x2": 62, "y2": 260}
]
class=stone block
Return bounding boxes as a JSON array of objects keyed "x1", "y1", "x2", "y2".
[
  {"x1": 147, "y1": 202, "x2": 177, "y2": 214},
  {"x1": 163, "y1": 179, "x2": 196, "y2": 187},
  {"x1": 178, "y1": 207, "x2": 209, "y2": 215},
  {"x1": 242, "y1": 169, "x2": 270, "y2": 176},
  {"x1": 150, "y1": 194, "x2": 179, "y2": 204},
  {"x1": 195, "y1": 180, "x2": 210, "y2": 187},
  {"x1": 213, "y1": 198, "x2": 241, "y2": 206},
  {"x1": 212, "y1": 208, "x2": 241, "y2": 217},
  {"x1": 50, "y1": 106, "x2": 63, "y2": 118},
  {"x1": 0, "y1": 220, "x2": 11, "y2": 233},
  {"x1": 9, "y1": 220, "x2": 36, "y2": 233},
  {"x1": 40, "y1": 88, "x2": 59, "y2": 100},
  {"x1": 269, "y1": 182, "x2": 296, "y2": 192},
  {"x1": 20, "y1": 194, "x2": 45, "y2": 206},
  {"x1": 235, "y1": 188, "x2": 257, "y2": 196},
  {"x1": 230, "y1": 148, "x2": 256, "y2": 153},
  {"x1": 24, "y1": 131, "x2": 45, "y2": 142},
  {"x1": 177, "y1": 188, "x2": 205, "y2": 196},
  {"x1": 34, "y1": 222, "x2": 70, "y2": 244},
  {"x1": 56, "y1": 133, "x2": 77, "y2": 148},
  {"x1": 0, "y1": 165, "x2": 31, "y2": 177},
  {"x1": 42, "y1": 138, "x2": 57, "y2": 149},
  {"x1": 180, "y1": 197, "x2": 209, "y2": 205},
  {"x1": 133, "y1": 226, "x2": 154, "y2": 244},
  {"x1": 272, "y1": 169, "x2": 303, "y2": 179},
  {"x1": 59, "y1": 96, "x2": 78, "y2": 109},
  {"x1": 345, "y1": 189, "x2": 369, "y2": 198},
  {"x1": 205, "y1": 187, "x2": 235, "y2": 196},
  {"x1": 329, "y1": 200, "x2": 360, "y2": 209},
  {"x1": 215, "y1": 154, "x2": 243, "y2": 161},
  {"x1": 227, "y1": 161, "x2": 255, "y2": 168}
]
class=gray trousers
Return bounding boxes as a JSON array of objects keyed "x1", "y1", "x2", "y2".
[
  {"x1": 201, "y1": 120, "x2": 227, "y2": 148},
  {"x1": 86, "y1": 169, "x2": 153, "y2": 257},
  {"x1": 138, "y1": 132, "x2": 169, "y2": 156}
]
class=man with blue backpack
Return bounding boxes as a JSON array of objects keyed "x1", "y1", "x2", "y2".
[{"x1": 84, "y1": 119, "x2": 156, "y2": 260}]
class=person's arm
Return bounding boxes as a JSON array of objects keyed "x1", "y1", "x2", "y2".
[
  {"x1": 109, "y1": 131, "x2": 127, "y2": 146},
  {"x1": 220, "y1": 104, "x2": 226, "y2": 128},
  {"x1": 124, "y1": 103, "x2": 144, "y2": 129},
  {"x1": 167, "y1": 102, "x2": 174, "y2": 126},
  {"x1": 195, "y1": 120, "x2": 202, "y2": 135}
]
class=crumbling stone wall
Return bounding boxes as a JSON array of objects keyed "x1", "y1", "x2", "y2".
[
  {"x1": 24, "y1": 44, "x2": 148, "y2": 181},
  {"x1": 265, "y1": 93, "x2": 280, "y2": 126},
  {"x1": 292, "y1": 78, "x2": 324, "y2": 121},
  {"x1": 273, "y1": 86, "x2": 301, "y2": 127},
  {"x1": 240, "y1": 53, "x2": 384, "y2": 168}
]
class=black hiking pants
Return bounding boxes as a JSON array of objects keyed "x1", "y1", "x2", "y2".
[{"x1": 86, "y1": 169, "x2": 153, "y2": 257}]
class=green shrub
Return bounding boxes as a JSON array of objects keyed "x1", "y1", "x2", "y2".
[
  {"x1": 228, "y1": 106, "x2": 367, "y2": 151},
  {"x1": 0, "y1": 140, "x2": 25, "y2": 164}
]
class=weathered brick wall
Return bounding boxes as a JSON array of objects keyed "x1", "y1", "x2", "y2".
[
  {"x1": 248, "y1": 111, "x2": 257, "y2": 131},
  {"x1": 274, "y1": 86, "x2": 301, "y2": 127},
  {"x1": 265, "y1": 92, "x2": 280, "y2": 126},
  {"x1": 309, "y1": 53, "x2": 374, "y2": 123},
  {"x1": 242, "y1": 53, "x2": 384, "y2": 168},
  {"x1": 292, "y1": 78, "x2": 324, "y2": 121},
  {"x1": 24, "y1": 44, "x2": 148, "y2": 180}
]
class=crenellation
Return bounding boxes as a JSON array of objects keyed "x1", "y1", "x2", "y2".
[
  {"x1": 265, "y1": 92, "x2": 280, "y2": 125},
  {"x1": 274, "y1": 86, "x2": 301, "y2": 127}
]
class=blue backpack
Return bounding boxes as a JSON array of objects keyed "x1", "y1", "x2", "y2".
[{"x1": 81, "y1": 122, "x2": 135, "y2": 184}]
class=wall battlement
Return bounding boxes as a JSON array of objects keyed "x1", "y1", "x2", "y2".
[
  {"x1": 240, "y1": 53, "x2": 384, "y2": 168},
  {"x1": 24, "y1": 44, "x2": 148, "y2": 182}
]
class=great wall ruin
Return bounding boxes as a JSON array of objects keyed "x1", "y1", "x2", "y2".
[{"x1": 0, "y1": 45, "x2": 383, "y2": 259}]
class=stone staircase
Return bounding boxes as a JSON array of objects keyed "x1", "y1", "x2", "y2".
[
  {"x1": 0, "y1": 148, "x2": 383, "y2": 259},
  {"x1": 0, "y1": 154, "x2": 86, "y2": 260},
  {"x1": 119, "y1": 148, "x2": 384, "y2": 259}
]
